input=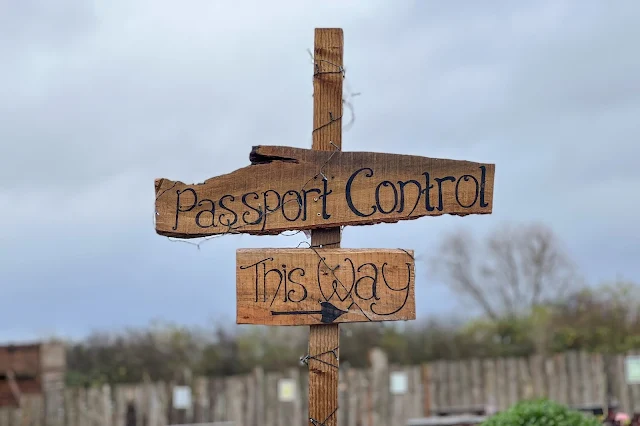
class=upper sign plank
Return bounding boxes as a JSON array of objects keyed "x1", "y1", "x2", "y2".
[
  {"x1": 155, "y1": 146, "x2": 495, "y2": 238},
  {"x1": 236, "y1": 248, "x2": 415, "y2": 326}
]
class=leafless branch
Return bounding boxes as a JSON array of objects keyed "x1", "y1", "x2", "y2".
[{"x1": 430, "y1": 222, "x2": 578, "y2": 320}]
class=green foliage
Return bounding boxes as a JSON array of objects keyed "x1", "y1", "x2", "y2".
[
  {"x1": 549, "y1": 281, "x2": 640, "y2": 353},
  {"x1": 481, "y1": 399, "x2": 601, "y2": 426},
  {"x1": 64, "y1": 280, "x2": 640, "y2": 384}
]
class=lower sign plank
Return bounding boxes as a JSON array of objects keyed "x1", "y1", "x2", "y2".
[{"x1": 236, "y1": 248, "x2": 416, "y2": 325}]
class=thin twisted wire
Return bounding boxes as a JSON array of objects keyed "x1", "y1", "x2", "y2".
[
  {"x1": 155, "y1": 51, "x2": 359, "y2": 250},
  {"x1": 310, "y1": 407, "x2": 338, "y2": 426},
  {"x1": 295, "y1": 240, "x2": 371, "y2": 322},
  {"x1": 307, "y1": 48, "x2": 359, "y2": 142},
  {"x1": 300, "y1": 346, "x2": 339, "y2": 369}
]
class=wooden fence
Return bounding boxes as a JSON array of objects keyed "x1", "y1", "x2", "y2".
[{"x1": 1, "y1": 350, "x2": 640, "y2": 426}]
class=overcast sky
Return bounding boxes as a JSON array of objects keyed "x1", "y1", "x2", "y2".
[{"x1": 2, "y1": 1, "x2": 639, "y2": 342}]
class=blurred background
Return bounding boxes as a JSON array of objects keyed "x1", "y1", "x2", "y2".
[{"x1": 1, "y1": 1, "x2": 639, "y2": 425}]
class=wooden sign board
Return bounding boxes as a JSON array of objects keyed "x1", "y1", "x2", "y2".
[
  {"x1": 236, "y1": 248, "x2": 415, "y2": 326},
  {"x1": 155, "y1": 145, "x2": 495, "y2": 238}
]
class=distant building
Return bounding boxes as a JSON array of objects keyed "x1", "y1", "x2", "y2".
[{"x1": 0, "y1": 341, "x2": 66, "y2": 408}]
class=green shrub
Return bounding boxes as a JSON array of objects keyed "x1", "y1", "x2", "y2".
[{"x1": 481, "y1": 399, "x2": 601, "y2": 426}]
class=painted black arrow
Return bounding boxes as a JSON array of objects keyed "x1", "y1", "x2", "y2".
[{"x1": 271, "y1": 301, "x2": 348, "y2": 324}]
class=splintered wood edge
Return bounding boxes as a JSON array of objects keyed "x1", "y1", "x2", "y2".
[
  {"x1": 155, "y1": 206, "x2": 489, "y2": 238},
  {"x1": 154, "y1": 145, "x2": 495, "y2": 191},
  {"x1": 154, "y1": 146, "x2": 303, "y2": 189}
]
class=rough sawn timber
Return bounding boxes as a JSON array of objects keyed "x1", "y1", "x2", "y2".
[
  {"x1": 236, "y1": 248, "x2": 416, "y2": 326},
  {"x1": 154, "y1": 145, "x2": 495, "y2": 238}
]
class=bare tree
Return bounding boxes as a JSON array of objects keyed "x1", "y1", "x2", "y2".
[{"x1": 430, "y1": 222, "x2": 579, "y2": 320}]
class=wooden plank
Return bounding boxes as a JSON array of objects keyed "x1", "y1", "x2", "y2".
[
  {"x1": 308, "y1": 324, "x2": 340, "y2": 425},
  {"x1": 63, "y1": 388, "x2": 76, "y2": 426},
  {"x1": 338, "y1": 367, "x2": 347, "y2": 426},
  {"x1": 545, "y1": 356, "x2": 558, "y2": 403},
  {"x1": 460, "y1": 361, "x2": 471, "y2": 409},
  {"x1": 436, "y1": 361, "x2": 448, "y2": 411},
  {"x1": 411, "y1": 366, "x2": 423, "y2": 419},
  {"x1": 4, "y1": 403, "x2": 13, "y2": 426},
  {"x1": 243, "y1": 372, "x2": 255, "y2": 426},
  {"x1": 265, "y1": 373, "x2": 277, "y2": 426},
  {"x1": 495, "y1": 358, "x2": 507, "y2": 411},
  {"x1": 289, "y1": 367, "x2": 302, "y2": 426},
  {"x1": 555, "y1": 353, "x2": 568, "y2": 405},
  {"x1": 390, "y1": 368, "x2": 403, "y2": 425},
  {"x1": 529, "y1": 354, "x2": 544, "y2": 398},
  {"x1": 566, "y1": 351, "x2": 580, "y2": 406},
  {"x1": 308, "y1": 27, "x2": 343, "y2": 426},
  {"x1": 629, "y1": 351, "x2": 640, "y2": 414},
  {"x1": 470, "y1": 358, "x2": 482, "y2": 407},
  {"x1": 157, "y1": 382, "x2": 169, "y2": 426},
  {"x1": 208, "y1": 378, "x2": 224, "y2": 422},
  {"x1": 113, "y1": 385, "x2": 125, "y2": 426},
  {"x1": 236, "y1": 248, "x2": 415, "y2": 325},
  {"x1": 518, "y1": 357, "x2": 533, "y2": 401},
  {"x1": 40, "y1": 343, "x2": 65, "y2": 372},
  {"x1": 592, "y1": 354, "x2": 607, "y2": 412},
  {"x1": 75, "y1": 387, "x2": 86, "y2": 426},
  {"x1": 422, "y1": 364, "x2": 432, "y2": 416},
  {"x1": 617, "y1": 354, "x2": 632, "y2": 414},
  {"x1": 146, "y1": 383, "x2": 162, "y2": 426},
  {"x1": 42, "y1": 371, "x2": 65, "y2": 426},
  {"x1": 579, "y1": 351, "x2": 593, "y2": 404},
  {"x1": 506, "y1": 358, "x2": 518, "y2": 407},
  {"x1": 448, "y1": 361, "x2": 458, "y2": 410},
  {"x1": 254, "y1": 367, "x2": 265, "y2": 426},
  {"x1": 154, "y1": 146, "x2": 495, "y2": 238},
  {"x1": 0, "y1": 408, "x2": 8, "y2": 426},
  {"x1": 31, "y1": 394, "x2": 44, "y2": 426},
  {"x1": 228, "y1": 376, "x2": 244, "y2": 426},
  {"x1": 193, "y1": 377, "x2": 207, "y2": 423},
  {"x1": 346, "y1": 369, "x2": 357, "y2": 426},
  {"x1": 369, "y1": 348, "x2": 389, "y2": 426},
  {"x1": 300, "y1": 368, "x2": 309, "y2": 426}
]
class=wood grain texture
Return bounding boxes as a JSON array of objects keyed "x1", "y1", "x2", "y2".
[
  {"x1": 309, "y1": 28, "x2": 343, "y2": 426},
  {"x1": 154, "y1": 145, "x2": 495, "y2": 238},
  {"x1": 236, "y1": 248, "x2": 416, "y2": 326}
]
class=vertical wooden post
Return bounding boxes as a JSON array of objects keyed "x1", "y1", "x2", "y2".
[
  {"x1": 309, "y1": 28, "x2": 343, "y2": 426},
  {"x1": 423, "y1": 364, "x2": 431, "y2": 417}
]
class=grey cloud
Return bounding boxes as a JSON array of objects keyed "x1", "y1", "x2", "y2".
[
  {"x1": 2, "y1": 1, "x2": 639, "y2": 340},
  {"x1": 1, "y1": 1, "x2": 405, "y2": 191},
  {"x1": 1, "y1": 1, "x2": 97, "y2": 49}
]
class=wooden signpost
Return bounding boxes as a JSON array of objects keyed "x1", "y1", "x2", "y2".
[
  {"x1": 155, "y1": 146, "x2": 494, "y2": 238},
  {"x1": 153, "y1": 28, "x2": 495, "y2": 426},
  {"x1": 236, "y1": 248, "x2": 416, "y2": 326}
]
